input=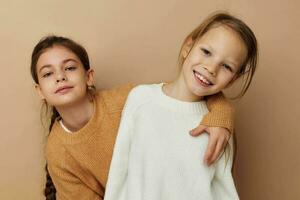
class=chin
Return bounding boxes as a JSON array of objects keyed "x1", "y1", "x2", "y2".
[
  {"x1": 50, "y1": 95, "x2": 79, "y2": 107},
  {"x1": 190, "y1": 84, "x2": 220, "y2": 98},
  {"x1": 186, "y1": 86, "x2": 205, "y2": 99}
]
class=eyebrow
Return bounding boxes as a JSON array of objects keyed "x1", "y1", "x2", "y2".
[{"x1": 38, "y1": 58, "x2": 79, "y2": 73}]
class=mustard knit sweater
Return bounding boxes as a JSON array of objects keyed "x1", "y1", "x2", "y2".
[{"x1": 46, "y1": 84, "x2": 234, "y2": 200}]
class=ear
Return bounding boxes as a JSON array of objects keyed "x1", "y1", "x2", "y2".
[
  {"x1": 34, "y1": 84, "x2": 46, "y2": 100},
  {"x1": 86, "y1": 68, "x2": 95, "y2": 87},
  {"x1": 181, "y1": 36, "x2": 194, "y2": 58}
]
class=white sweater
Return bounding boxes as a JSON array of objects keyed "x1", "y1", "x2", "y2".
[{"x1": 105, "y1": 83, "x2": 239, "y2": 200}]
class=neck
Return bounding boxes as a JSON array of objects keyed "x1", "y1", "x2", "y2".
[
  {"x1": 55, "y1": 95, "x2": 94, "y2": 132},
  {"x1": 163, "y1": 74, "x2": 204, "y2": 102}
]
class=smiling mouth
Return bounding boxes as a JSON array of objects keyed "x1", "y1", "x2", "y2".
[{"x1": 193, "y1": 70, "x2": 213, "y2": 87}]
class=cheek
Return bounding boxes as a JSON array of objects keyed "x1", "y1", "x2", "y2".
[
  {"x1": 184, "y1": 55, "x2": 198, "y2": 67},
  {"x1": 38, "y1": 79, "x2": 51, "y2": 90},
  {"x1": 74, "y1": 73, "x2": 89, "y2": 91},
  {"x1": 182, "y1": 56, "x2": 197, "y2": 74},
  {"x1": 72, "y1": 69, "x2": 88, "y2": 82},
  {"x1": 39, "y1": 84, "x2": 53, "y2": 96},
  {"x1": 77, "y1": 75, "x2": 89, "y2": 87},
  {"x1": 218, "y1": 71, "x2": 235, "y2": 85},
  {"x1": 181, "y1": 64, "x2": 192, "y2": 81}
]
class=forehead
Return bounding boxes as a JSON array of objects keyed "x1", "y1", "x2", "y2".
[
  {"x1": 36, "y1": 45, "x2": 80, "y2": 69},
  {"x1": 199, "y1": 25, "x2": 243, "y2": 44},
  {"x1": 197, "y1": 25, "x2": 247, "y2": 61}
]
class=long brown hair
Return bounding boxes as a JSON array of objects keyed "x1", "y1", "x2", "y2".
[
  {"x1": 31, "y1": 35, "x2": 92, "y2": 200},
  {"x1": 178, "y1": 12, "x2": 258, "y2": 169},
  {"x1": 178, "y1": 12, "x2": 258, "y2": 99}
]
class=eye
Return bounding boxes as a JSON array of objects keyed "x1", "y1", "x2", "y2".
[
  {"x1": 42, "y1": 72, "x2": 53, "y2": 78},
  {"x1": 222, "y1": 63, "x2": 233, "y2": 72},
  {"x1": 201, "y1": 48, "x2": 211, "y2": 56},
  {"x1": 65, "y1": 66, "x2": 77, "y2": 71}
]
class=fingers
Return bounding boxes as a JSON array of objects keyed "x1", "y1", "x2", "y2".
[
  {"x1": 205, "y1": 132, "x2": 230, "y2": 166},
  {"x1": 203, "y1": 135, "x2": 217, "y2": 165},
  {"x1": 189, "y1": 124, "x2": 207, "y2": 136},
  {"x1": 208, "y1": 138, "x2": 225, "y2": 166}
]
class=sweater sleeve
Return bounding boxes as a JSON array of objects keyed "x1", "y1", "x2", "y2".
[
  {"x1": 104, "y1": 91, "x2": 135, "y2": 200},
  {"x1": 201, "y1": 92, "x2": 235, "y2": 134},
  {"x1": 211, "y1": 138, "x2": 239, "y2": 200}
]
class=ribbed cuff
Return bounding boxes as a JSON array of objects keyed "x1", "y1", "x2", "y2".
[{"x1": 201, "y1": 92, "x2": 235, "y2": 134}]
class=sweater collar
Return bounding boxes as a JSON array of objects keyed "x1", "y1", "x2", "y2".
[
  {"x1": 51, "y1": 92, "x2": 105, "y2": 144},
  {"x1": 155, "y1": 83, "x2": 208, "y2": 114}
]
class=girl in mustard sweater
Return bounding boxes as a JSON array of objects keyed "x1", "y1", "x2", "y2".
[{"x1": 31, "y1": 35, "x2": 235, "y2": 199}]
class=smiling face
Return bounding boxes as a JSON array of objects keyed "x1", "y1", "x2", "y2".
[
  {"x1": 178, "y1": 25, "x2": 248, "y2": 100},
  {"x1": 35, "y1": 45, "x2": 94, "y2": 107}
]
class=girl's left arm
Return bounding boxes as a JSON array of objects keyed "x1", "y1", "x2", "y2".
[{"x1": 190, "y1": 92, "x2": 234, "y2": 166}]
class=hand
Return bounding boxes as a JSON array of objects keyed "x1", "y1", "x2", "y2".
[{"x1": 190, "y1": 125, "x2": 230, "y2": 166}]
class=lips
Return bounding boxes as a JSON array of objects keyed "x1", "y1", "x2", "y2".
[
  {"x1": 55, "y1": 86, "x2": 73, "y2": 94},
  {"x1": 193, "y1": 70, "x2": 213, "y2": 87}
]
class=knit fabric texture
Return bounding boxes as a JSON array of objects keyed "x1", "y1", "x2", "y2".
[
  {"x1": 45, "y1": 84, "x2": 234, "y2": 200},
  {"x1": 105, "y1": 83, "x2": 238, "y2": 200}
]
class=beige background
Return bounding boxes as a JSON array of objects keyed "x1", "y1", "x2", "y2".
[{"x1": 0, "y1": 0, "x2": 299, "y2": 199}]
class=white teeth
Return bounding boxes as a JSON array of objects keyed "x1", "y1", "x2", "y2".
[{"x1": 194, "y1": 72, "x2": 211, "y2": 84}]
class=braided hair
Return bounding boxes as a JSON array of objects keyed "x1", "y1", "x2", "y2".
[{"x1": 30, "y1": 35, "x2": 91, "y2": 199}]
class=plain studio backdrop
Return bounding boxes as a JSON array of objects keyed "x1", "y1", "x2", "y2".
[{"x1": 0, "y1": 0, "x2": 299, "y2": 199}]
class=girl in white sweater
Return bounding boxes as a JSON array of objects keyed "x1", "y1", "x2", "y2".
[{"x1": 105, "y1": 12, "x2": 258, "y2": 200}]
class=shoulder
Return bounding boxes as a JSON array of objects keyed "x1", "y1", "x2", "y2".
[
  {"x1": 125, "y1": 83, "x2": 162, "y2": 104},
  {"x1": 99, "y1": 84, "x2": 135, "y2": 100},
  {"x1": 127, "y1": 83, "x2": 159, "y2": 101},
  {"x1": 123, "y1": 83, "x2": 161, "y2": 112},
  {"x1": 96, "y1": 84, "x2": 135, "y2": 112}
]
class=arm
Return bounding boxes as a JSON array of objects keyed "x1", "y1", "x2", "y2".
[
  {"x1": 211, "y1": 138, "x2": 239, "y2": 200},
  {"x1": 190, "y1": 92, "x2": 234, "y2": 166},
  {"x1": 104, "y1": 91, "x2": 135, "y2": 200},
  {"x1": 202, "y1": 92, "x2": 234, "y2": 133}
]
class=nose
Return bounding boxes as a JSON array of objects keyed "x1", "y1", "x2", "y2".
[
  {"x1": 56, "y1": 77, "x2": 66, "y2": 83},
  {"x1": 203, "y1": 63, "x2": 218, "y2": 77},
  {"x1": 55, "y1": 71, "x2": 67, "y2": 83}
]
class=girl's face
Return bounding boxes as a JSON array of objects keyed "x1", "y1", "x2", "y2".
[
  {"x1": 180, "y1": 25, "x2": 247, "y2": 100},
  {"x1": 35, "y1": 45, "x2": 94, "y2": 107}
]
